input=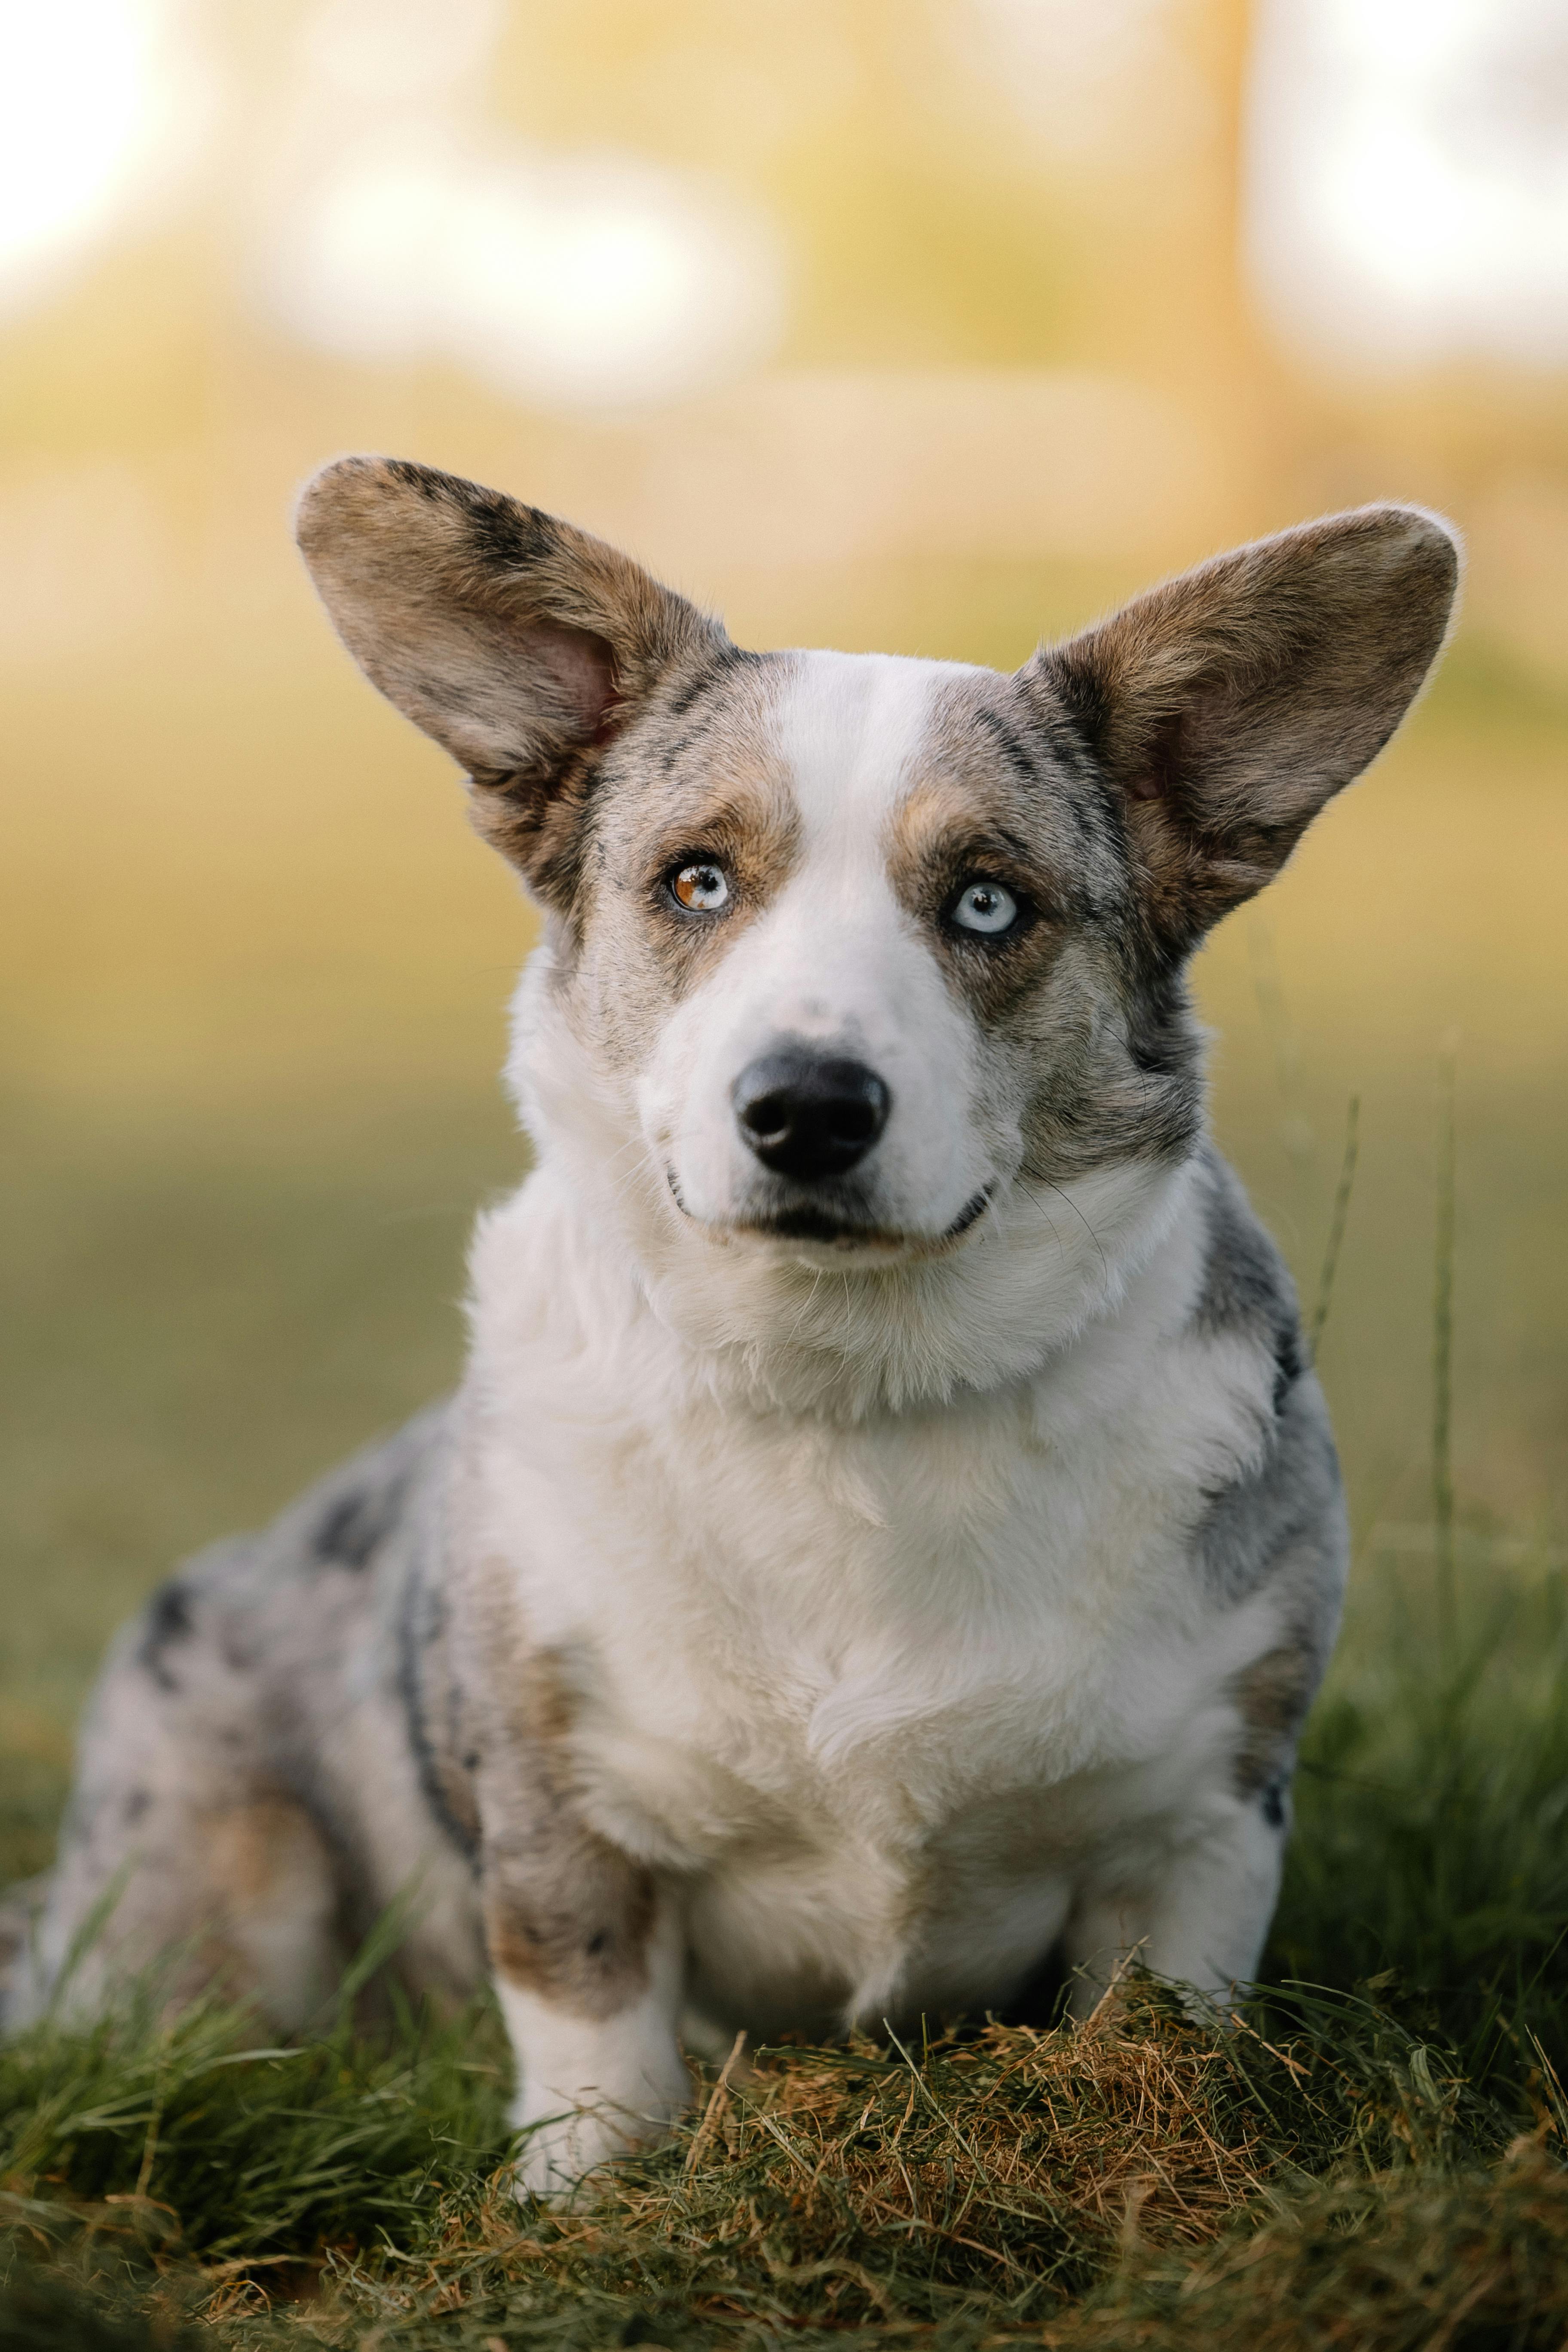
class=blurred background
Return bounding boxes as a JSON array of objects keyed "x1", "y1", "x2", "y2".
[{"x1": 2, "y1": 0, "x2": 1566, "y2": 1859}]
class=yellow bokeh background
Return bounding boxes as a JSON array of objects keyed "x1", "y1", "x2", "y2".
[{"x1": 2, "y1": 0, "x2": 1565, "y2": 1805}]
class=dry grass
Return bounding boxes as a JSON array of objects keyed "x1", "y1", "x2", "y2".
[
  {"x1": 2, "y1": 1971, "x2": 1518, "y2": 2348},
  {"x1": 330, "y1": 1996, "x2": 1297, "y2": 2337}
]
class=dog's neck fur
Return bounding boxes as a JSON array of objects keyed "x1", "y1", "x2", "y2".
[{"x1": 499, "y1": 935, "x2": 1199, "y2": 1423}]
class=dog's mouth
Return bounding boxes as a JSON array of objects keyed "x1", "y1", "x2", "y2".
[{"x1": 666, "y1": 1170, "x2": 996, "y2": 1258}]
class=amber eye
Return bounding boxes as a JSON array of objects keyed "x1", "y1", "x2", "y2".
[
  {"x1": 670, "y1": 861, "x2": 731, "y2": 913},
  {"x1": 949, "y1": 878, "x2": 1019, "y2": 936}
]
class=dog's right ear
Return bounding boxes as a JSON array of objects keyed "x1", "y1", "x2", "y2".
[{"x1": 295, "y1": 456, "x2": 727, "y2": 909}]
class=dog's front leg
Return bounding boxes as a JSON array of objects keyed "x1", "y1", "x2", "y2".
[
  {"x1": 480, "y1": 1806, "x2": 691, "y2": 2200},
  {"x1": 1062, "y1": 1796, "x2": 1286, "y2": 2017},
  {"x1": 441, "y1": 1562, "x2": 693, "y2": 2197}
]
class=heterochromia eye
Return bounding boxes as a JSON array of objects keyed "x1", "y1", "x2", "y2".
[
  {"x1": 950, "y1": 879, "x2": 1019, "y2": 936},
  {"x1": 671, "y1": 861, "x2": 731, "y2": 914}
]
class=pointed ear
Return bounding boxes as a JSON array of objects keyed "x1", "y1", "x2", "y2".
[
  {"x1": 1024, "y1": 505, "x2": 1460, "y2": 952},
  {"x1": 294, "y1": 456, "x2": 727, "y2": 907}
]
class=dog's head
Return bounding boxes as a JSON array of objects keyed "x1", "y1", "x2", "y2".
[{"x1": 297, "y1": 459, "x2": 1457, "y2": 1404}]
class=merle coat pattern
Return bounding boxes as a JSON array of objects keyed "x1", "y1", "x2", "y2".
[{"x1": 2, "y1": 460, "x2": 1458, "y2": 2198}]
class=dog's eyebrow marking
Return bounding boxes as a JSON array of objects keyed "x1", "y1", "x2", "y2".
[
  {"x1": 972, "y1": 701, "x2": 1117, "y2": 874},
  {"x1": 655, "y1": 706, "x2": 726, "y2": 778},
  {"x1": 971, "y1": 706, "x2": 1057, "y2": 791},
  {"x1": 650, "y1": 648, "x2": 778, "y2": 779},
  {"x1": 919, "y1": 678, "x2": 1124, "y2": 903},
  {"x1": 984, "y1": 824, "x2": 1038, "y2": 867},
  {"x1": 662, "y1": 642, "x2": 761, "y2": 721}
]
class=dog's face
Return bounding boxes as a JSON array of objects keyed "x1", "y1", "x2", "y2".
[
  {"x1": 562, "y1": 643, "x2": 1145, "y2": 1264},
  {"x1": 298, "y1": 460, "x2": 1456, "y2": 1394}
]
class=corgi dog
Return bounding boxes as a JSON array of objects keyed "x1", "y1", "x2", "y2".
[{"x1": 3, "y1": 459, "x2": 1457, "y2": 2196}]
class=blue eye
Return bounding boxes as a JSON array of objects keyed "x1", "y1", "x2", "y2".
[{"x1": 950, "y1": 879, "x2": 1019, "y2": 936}]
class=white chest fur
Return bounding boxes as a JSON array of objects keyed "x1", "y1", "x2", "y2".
[{"x1": 462, "y1": 1160, "x2": 1288, "y2": 2029}]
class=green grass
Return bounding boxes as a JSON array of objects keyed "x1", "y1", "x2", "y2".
[{"x1": 1276, "y1": 1562, "x2": 1568, "y2": 2094}]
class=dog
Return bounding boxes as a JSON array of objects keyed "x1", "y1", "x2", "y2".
[{"x1": 2, "y1": 458, "x2": 1458, "y2": 2196}]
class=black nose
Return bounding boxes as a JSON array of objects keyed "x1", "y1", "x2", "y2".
[{"x1": 732, "y1": 1051, "x2": 892, "y2": 1183}]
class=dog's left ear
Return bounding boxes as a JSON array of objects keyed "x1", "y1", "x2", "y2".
[
  {"x1": 1024, "y1": 504, "x2": 1460, "y2": 951},
  {"x1": 295, "y1": 455, "x2": 727, "y2": 909}
]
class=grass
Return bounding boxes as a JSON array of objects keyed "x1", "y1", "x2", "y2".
[
  {"x1": 0, "y1": 1970, "x2": 1537, "y2": 2348},
  {"x1": 4, "y1": 1557, "x2": 1568, "y2": 2349},
  {"x1": 1278, "y1": 1564, "x2": 1568, "y2": 2089}
]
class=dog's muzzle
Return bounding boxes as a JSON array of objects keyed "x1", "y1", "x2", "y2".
[{"x1": 732, "y1": 1048, "x2": 891, "y2": 1184}]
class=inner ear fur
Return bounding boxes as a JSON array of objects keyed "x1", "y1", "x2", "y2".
[
  {"x1": 294, "y1": 455, "x2": 727, "y2": 906},
  {"x1": 1025, "y1": 504, "x2": 1461, "y2": 950}
]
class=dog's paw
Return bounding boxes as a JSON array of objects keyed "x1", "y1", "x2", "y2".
[
  {"x1": 511, "y1": 2104, "x2": 638, "y2": 2204},
  {"x1": 510, "y1": 2055, "x2": 692, "y2": 2205}
]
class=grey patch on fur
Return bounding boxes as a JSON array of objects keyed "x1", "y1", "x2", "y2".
[
  {"x1": 1179, "y1": 1155, "x2": 1347, "y2": 1802},
  {"x1": 1187, "y1": 1152, "x2": 1346, "y2": 1613},
  {"x1": 657, "y1": 638, "x2": 767, "y2": 729},
  {"x1": 138, "y1": 1577, "x2": 196, "y2": 1691},
  {"x1": 1189, "y1": 1146, "x2": 1299, "y2": 1352},
  {"x1": 0, "y1": 1399, "x2": 658, "y2": 2037},
  {"x1": 383, "y1": 456, "x2": 559, "y2": 574},
  {"x1": 1196, "y1": 1378, "x2": 1343, "y2": 1608},
  {"x1": 2, "y1": 1406, "x2": 487, "y2": 2033},
  {"x1": 398, "y1": 1553, "x2": 482, "y2": 1865},
  {"x1": 313, "y1": 1468, "x2": 411, "y2": 1571}
]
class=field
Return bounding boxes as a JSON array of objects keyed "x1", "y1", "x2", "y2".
[{"x1": 2, "y1": 638, "x2": 1567, "y2": 2346}]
